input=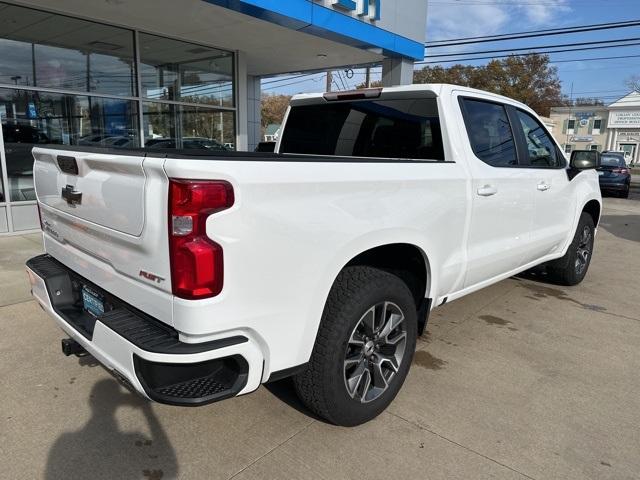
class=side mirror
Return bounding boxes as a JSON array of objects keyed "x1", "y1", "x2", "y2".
[{"x1": 570, "y1": 150, "x2": 601, "y2": 170}]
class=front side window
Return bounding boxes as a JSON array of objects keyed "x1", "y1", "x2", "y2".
[
  {"x1": 280, "y1": 98, "x2": 444, "y2": 160},
  {"x1": 461, "y1": 98, "x2": 517, "y2": 167},
  {"x1": 516, "y1": 110, "x2": 562, "y2": 168}
]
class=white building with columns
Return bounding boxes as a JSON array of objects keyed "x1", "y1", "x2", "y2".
[{"x1": 549, "y1": 91, "x2": 640, "y2": 166}]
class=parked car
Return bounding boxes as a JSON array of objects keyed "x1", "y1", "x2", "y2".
[
  {"x1": 598, "y1": 152, "x2": 631, "y2": 198},
  {"x1": 27, "y1": 84, "x2": 602, "y2": 426},
  {"x1": 145, "y1": 137, "x2": 229, "y2": 151}
]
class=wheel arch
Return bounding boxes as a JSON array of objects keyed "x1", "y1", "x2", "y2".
[
  {"x1": 582, "y1": 199, "x2": 601, "y2": 227},
  {"x1": 344, "y1": 243, "x2": 432, "y2": 308}
]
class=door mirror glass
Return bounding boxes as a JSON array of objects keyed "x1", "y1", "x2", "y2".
[{"x1": 570, "y1": 150, "x2": 601, "y2": 170}]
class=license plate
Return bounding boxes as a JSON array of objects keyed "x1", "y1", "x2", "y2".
[{"x1": 82, "y1": 286, "x2": 104, "y2": 317}]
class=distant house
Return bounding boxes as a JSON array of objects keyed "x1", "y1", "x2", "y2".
[
  {"x1": 264, "y1": 123, "x2": 281, "y2": 142},
  {"x1": 549, "y1": 91, "x2": 640, "y2": 165}
]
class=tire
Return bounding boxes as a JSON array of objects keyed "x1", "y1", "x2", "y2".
[
  {"x1": 294, "y1": 266, "x2": 417, "y2": 426},
  {"x1": 547, "y1": 212, "x2": 595, "y2": 286},
  {"x1": 621, "y1": 184, "x2": 630, "y2": 199}
]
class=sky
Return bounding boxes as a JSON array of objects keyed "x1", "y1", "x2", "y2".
[{"x1": 262, "y1": 0, "x2": 640, "y2": 106}]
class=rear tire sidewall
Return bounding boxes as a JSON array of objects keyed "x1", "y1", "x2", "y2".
[{"x1": 317, "y1": 269, "x2": 417, "y2": 426}]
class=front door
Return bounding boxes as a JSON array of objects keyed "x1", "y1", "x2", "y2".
[
  {"x1": 458, "y1": 96, "x2": 535, "y2": 288},
  {"x1": 619, "y1": 143, "x2": 637, "y2": 165},
  {"x1": 512, "y1": 109, "x2": 576, "y2": 263}
]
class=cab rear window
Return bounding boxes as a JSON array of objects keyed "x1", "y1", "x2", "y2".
[{"x1": 279, "y1": 98, "x2": 445, "y2": 161}]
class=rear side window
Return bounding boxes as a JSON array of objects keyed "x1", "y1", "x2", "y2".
[
  {"x1": 515, "y1": 110, "x2": 562, "y2": 168},
  {"x1": 279, "y1": 98, "x2": 444, "y2": 161},
  {"x1": 461, "y1": 99, "x2": 517, "y2": 167}
]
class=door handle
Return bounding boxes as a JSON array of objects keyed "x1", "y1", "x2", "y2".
[
  {"x1": 537, "y1": 182, "x2": 551, "y2": 191},
  {"x1": 477, "y1": 185, "x2": 498, "y2": 197}
]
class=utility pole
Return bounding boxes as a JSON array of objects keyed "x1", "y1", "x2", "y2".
[
  {"x1": 326, "y1": 70, "x2": 332, "y2": 92},
  {"x1": 565, "y1": 81, "x2": 574, "y2": 152},
  {"x1": 365, "y1": 66, "x2": 371, "y2": 88}
]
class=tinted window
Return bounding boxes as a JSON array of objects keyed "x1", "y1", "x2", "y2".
[
  {"x1": 279, "y1": 98, "x2": 444, "y2": 160},
  {"x1": 462, "y1": 99, "x2": 517, "y2": 167},
  {"x1": 601, "y1": 155, "x2": 626, "y2": 167},
  {"x1": 516, "y1": 110, "x2": 562, "y2": 168}
]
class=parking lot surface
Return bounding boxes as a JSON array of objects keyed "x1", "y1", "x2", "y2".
[{"x1": 1, "y1": 184, "x2": 639, "y2": 480}]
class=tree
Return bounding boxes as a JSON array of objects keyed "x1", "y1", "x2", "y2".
[
  {"x1": 261, "y1": 94, "x2": 291, "y2": 133},
  {"x1": 356, "y1": 80, "x2": 383, "y2": 89},
  {"x1": 413, "y1": 54, "x2": 566, "y2": 116},
  {"x1": 626, "y1": 75, "x2": 640, "y2": 93},
  {"x1": 573, "y1": 97, "x2": 604, "y2": 107}
]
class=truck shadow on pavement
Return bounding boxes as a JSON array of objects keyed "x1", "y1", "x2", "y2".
[
  {"x1": 598, "y1": 214, "x2": 640, "y2": 243},
  {"x1": 264, "y1": 378, "x2": 325, "y2": 422},
  {"x1": 45, "y1": 379, "x2": 178, "y2": 480}
]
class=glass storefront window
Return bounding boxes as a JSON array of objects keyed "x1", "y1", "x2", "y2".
[
  {"x1": 0, "y1": 87, "x2": 139, "y2": 201},
  {"x1": 140, "y1": 34, "x2": 234, "y2": 107},
  {"x1": 143, "y1": 102, "x2": 235, "y2": 151},
  {"x1": 0, "y1": 2, "x2": 237, "y2": 232},
  {"x1": 0, "y1": 2, "x2": 136, "y2": 96}
]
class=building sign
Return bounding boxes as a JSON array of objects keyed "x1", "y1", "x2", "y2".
[
  {"x1": 608, "y1": 110, "x2": 640, "y2": 128},
  {"x1": 575, "y1": 111, "x2": 594, "y2": 120},
  {"x1": 619, "y1": 131, "x2": 640, "y2": 141},
  {"x1": 328, "y1": 0, "x2": 381, "y2": 21},
  {"x1": 569, "y1": 135, "x2": 593, "y2": 142}
]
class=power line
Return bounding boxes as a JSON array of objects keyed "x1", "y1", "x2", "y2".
[
  {"x1": 425, "y1": 19, "x2": 640, "y2": 47},
  {"x1": 425, "y1": 37, "x2": 640, "y2": 58},
  {"x1": 417, "y1": 42, "x2": 640, "y2": 64}
]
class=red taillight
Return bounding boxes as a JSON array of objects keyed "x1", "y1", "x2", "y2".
[
  {"x1": 168, "y1": 179, "x2": 234, "y2": 300},
  {"x1": 612, "y1": 168, "x2": 629, "y2": 174}
]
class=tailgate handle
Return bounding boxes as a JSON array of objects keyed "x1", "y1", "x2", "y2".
[
  {"x1": 57, "y1": 155, "x2": 79, "y2": 175},
  {"x1": 61, "y1": 185, "x2": 82, "y2": 206}
]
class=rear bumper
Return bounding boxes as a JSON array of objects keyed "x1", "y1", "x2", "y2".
[
  {"x1": 26, "y1": 254, "x2": 264, "y2": 406},
  {"x1": 599, "y1": 178, "x2": 630, "y2": 190}
]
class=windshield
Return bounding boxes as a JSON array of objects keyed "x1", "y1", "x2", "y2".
[{"x1": 280, "y1": 98, "x2": 444, "y2": 161}]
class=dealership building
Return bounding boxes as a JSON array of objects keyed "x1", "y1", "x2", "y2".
[
  {"x1": 549, "y1": 91, "x2": 640, "y2": 165},
  {"x1": 0, "y1": 0, "x2": 428, "y2": 234}
]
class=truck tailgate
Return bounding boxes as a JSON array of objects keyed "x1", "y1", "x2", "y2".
[
  {"x1": 32, "y1": 147, "x2": 173, "y2": 325},
  {"x1": 34, "y1": 149, "x2": 146, "y2": 236}
]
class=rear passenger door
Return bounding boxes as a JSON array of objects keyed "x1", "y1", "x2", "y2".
[
  {"x1": 511, "y1": 109, "x2": 575, "y2": 263},
  {"x1": 458, "y1": 96, "x2": 535, "y2": 288}
]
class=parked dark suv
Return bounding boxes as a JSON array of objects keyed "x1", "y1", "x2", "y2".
[{"x1": 598, "y1": 152, "x2": 631, "y2": 198}]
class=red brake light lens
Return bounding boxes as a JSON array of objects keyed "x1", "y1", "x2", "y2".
[
  {"x1": 612, "y1": 168, "x2": 629, "y2": 174},
  {"x1": 168, "y1": 179, "x2": 234, "y2": 300}
]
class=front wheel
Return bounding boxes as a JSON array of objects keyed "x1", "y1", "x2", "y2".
[
  {"x1": 294, "y1": 266, "x2": 417, "y2": 426},
  {"x1": 547, "y1": 212, "x2": 595, "y2": 286}
]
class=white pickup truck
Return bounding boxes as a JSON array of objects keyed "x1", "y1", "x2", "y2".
[{"x1": 27, "y1": 84, "x2": 602, "y2": 426}]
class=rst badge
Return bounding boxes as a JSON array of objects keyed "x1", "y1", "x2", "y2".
[{"x1": 139, "y1": 270, "x2": 165, "y2": 284}]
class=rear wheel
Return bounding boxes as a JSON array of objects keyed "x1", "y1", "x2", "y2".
[
  {"x1": 294, "y1": 266, "x2": 417, "y2": 426},
  {"x1": 620, "y1": 183, "x2": 630, "y2": 199},
  {"x1": 547, "y1": 212, "x2": 595, "y2": 286}
]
